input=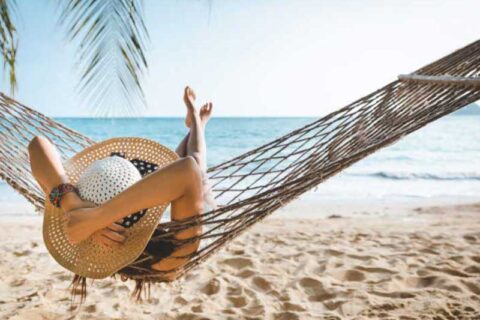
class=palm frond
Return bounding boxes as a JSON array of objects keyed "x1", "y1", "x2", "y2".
[
  {"x1": 57, "y1": 0, "x2": 149, "y2": 116},
  {"x1": 0, "y1": 0, "x2": 18, "y2": 94}
]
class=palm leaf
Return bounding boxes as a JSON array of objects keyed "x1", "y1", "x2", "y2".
[
  {"x1": 0, "y1": 0, "x2": 18, "y2": 94},
  {"x1": 57, "y1": 0, "x2": 149, "y2": 116}
]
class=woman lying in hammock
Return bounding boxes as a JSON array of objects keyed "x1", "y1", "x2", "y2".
[{"x1": 28, "y1": 86, "x2": 214, "y2": 274}]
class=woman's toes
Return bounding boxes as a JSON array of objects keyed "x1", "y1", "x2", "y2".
[
  {"x1": 206, "y1": 102, "x2": 213, "y2": 115},
  {"x1": 187, "y1": 86, "x2": 196, "y2": 99},
  {"x1": 199, "y1": 102, "x2": 213, "y2": 125},
  {"x1": 184, "y1": 86, "x2": 196, "y2": 105}
]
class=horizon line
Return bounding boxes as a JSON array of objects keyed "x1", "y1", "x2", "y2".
[{"x1": 54, "y1": 115, "x2": 320, "y2": 119}]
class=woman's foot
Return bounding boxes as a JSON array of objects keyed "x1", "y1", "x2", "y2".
[
  {"x1": 199, "y1": 102, "x2": 213, "y2": 127},
  {"x1": 184, "y1": 86, "x2": 198, "y2": 128}
]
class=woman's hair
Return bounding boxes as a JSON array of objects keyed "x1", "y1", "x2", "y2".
[{"x1": 69, "y1": 273, "x2": 152, "y2": 308}]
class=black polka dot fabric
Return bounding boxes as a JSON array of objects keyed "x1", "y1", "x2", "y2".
[
  {"x1": 110, "y1": 152, "x2": 159, "y2": 228},
  {"x1": 130, "y1": 158, "x2": 159, "y2": 175}
]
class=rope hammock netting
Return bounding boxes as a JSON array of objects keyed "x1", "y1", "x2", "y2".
[{"x1": 1, "y1": 39, "x2": 480, "y2": 299}]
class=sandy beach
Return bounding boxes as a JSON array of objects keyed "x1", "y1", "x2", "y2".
[{"x1": 0, "y1": 202, "x2": 479, "y2": 320}]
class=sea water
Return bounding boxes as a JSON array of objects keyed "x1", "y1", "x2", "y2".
[{"x1": 1, "y1": 113, "x2": 479, "y2": 216}]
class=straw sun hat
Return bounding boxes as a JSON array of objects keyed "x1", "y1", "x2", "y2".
[{"x1": 43, "y1": 137, "x2": 179, "y2": 279}]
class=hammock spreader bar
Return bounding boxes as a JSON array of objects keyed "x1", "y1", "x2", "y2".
[{"x1": 398, "y1": 74, "x2": 480, "y2": 87}]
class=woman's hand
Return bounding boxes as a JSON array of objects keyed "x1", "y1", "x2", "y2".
[
  {"x1": 91, "y1": 222, "x2": 127, "y2": 248},
  {"x1": 62, "y1": 205, "x2": 127, "y2": 246},
  {"x1": 62, "y1": 207, "x2": 102, "y2": 244}
]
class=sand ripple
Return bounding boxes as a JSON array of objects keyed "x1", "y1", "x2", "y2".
[{"x1": 1, "y1": 203, "x2": 480, "y2": 319}]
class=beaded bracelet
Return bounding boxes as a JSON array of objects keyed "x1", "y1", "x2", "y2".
[{"x1": 49, "y1": 183, "x2": 78, "y2": 208}]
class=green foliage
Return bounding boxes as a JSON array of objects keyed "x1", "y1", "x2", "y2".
[
  {"x1": 0, "y1": 0, "x2": 150, "y2": 114},
  {"x1": 0, "y1": 0, "x2": 17, "y2": 94},
  {"x1": 58, "y1": 0, "x2": 150, "y2": 115}
]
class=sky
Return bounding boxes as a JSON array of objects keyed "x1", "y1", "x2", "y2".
[{"x1": 2, "y1": 0, "x2": 480, "y2": 117}]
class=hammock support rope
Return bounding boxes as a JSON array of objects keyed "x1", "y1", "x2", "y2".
[{"x1": 1, "y1": 39, "x2": 480, "y2": 286}]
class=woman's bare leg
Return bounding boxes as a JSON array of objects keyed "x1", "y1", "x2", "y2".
[
  {"x1": 151, "y1": 87, "x2": 213, "y2": 271},
  {"x1": 175, "y1": 133, "x2": 189, "y2": 157},
  {"x1": 183, "y1": 86, "x2": 211, "y2": 172},
  {"x1": 175, "y1": 101, "x2": 213, "y2": 159},
  {"x1": 175, "y1": 84, "x2": 213, "y2": 157},
  {"x1": 154, "y1": 87, "x2": 214, "y2": 272}
]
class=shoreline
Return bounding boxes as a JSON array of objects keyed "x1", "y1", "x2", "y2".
[{"x1": 1, "y1": 193, "x2": 480, "y2": 219}]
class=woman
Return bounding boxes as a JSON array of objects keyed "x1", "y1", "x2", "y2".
[{"x1": 28, "y1": 86, "x2": 213, "y2": 273}]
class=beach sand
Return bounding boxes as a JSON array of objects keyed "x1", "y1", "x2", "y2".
[{"x1": 0, "y1": 202, "x2": 479, "y2": 319}]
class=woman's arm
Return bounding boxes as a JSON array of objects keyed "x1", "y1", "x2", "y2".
[
  {"x1": 28, "y1": 136, "x2": 127, "y2": 247},
  {"x1": 28, "y1": 136, "x2": 89, "y2": 212},
  {"x1": 62, "y1": 156, "x2": 203, "y2": 246}
]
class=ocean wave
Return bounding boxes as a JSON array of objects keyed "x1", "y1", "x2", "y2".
[
  {"x1": 348, "y1": 171, "x2": 480, "y2": 181},
  {"x1": 374, "y1": 155, "x2": 414, "y2": 161}
]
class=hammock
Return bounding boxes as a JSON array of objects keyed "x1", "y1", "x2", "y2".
[{"x1": 1, "y1": 39, "x2": 480, "y2": 295}]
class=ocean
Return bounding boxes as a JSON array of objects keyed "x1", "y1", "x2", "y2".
[{"x1": 1, "y1": 113, "x2": 479, "y2": 216}]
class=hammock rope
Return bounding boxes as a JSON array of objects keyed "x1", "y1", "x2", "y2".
[{"x1": 1, "y1": 39, "x2": 480, "y2": 285}]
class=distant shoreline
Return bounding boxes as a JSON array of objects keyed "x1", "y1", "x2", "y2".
[
  {"x1": 53, "y1": 113, "x2": 479, "y2": 119},
  {"x1": 54, "y1": 116, "x2": 319, "y2": 119}
]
